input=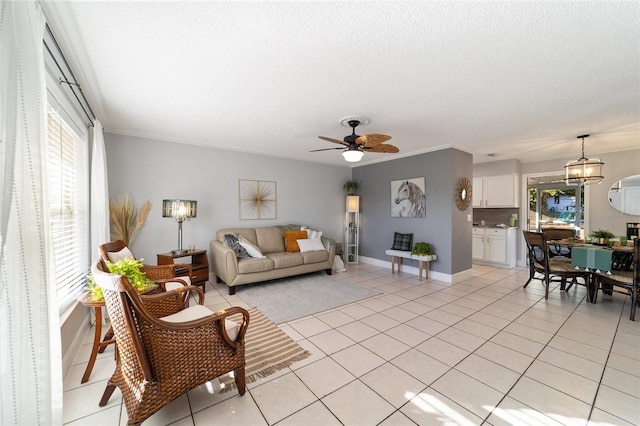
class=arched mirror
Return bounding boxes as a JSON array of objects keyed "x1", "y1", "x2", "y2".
[{"x1": 608, "y1": 174, "x2": 640, "y2": 216}]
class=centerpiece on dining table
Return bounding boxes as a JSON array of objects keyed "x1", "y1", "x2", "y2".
[{"x1": 590, "y1": 229, "x2": 615, "y2": 246}]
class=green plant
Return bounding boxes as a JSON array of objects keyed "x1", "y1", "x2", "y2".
[
  {"x1": 591, "y1": 229, "x2": 615, "y2": 239},
  {"x1": 343, "y1": 179, "x2": 360, "y2": 195},
  {"x1": 411, "y1": 242, "x2": 432, "y2": 256},
  {"x1": 86, "y1": 273, "x2": 103, "y2": 302},
  {"x1": 86, "y1": 258, "x2": 157, "y2": 302}
]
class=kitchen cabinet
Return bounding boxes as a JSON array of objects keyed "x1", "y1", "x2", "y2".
[
  {"x1": 472, "y1": 174, "x2": 519, "y2": 207},
  {"x1": 472, "y1": 227, "x2": 517, "y2": 269}
]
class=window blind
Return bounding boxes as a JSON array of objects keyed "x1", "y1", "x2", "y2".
[{"x1": 47, "y1": 110, "x2": 89, "y2": 313}]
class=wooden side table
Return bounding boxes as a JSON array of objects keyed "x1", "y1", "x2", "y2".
[
  {"x1": 77, "y1": 291, "x2": 115, "y2": 383},
  {"x1": 157, "y1": 249, "x2": 209, "y2": 292}
]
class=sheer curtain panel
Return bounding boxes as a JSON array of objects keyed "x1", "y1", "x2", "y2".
[
  {"x1": 91, "y1": 119, "x2": 109, "y2": 260},
  {"x1": 0, "y1": 1, "x2": 63, "y2": 424}
]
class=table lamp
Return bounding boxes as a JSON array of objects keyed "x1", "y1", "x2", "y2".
[{"x1": 162, "y1": 199, "x2": 197, "y2": 254}]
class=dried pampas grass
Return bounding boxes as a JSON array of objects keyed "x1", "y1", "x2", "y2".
[{"x1": 110, "y1": 194, "x2": 152, "y2": 245}]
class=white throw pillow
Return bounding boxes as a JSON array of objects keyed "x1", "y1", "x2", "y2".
[
  {"x1": 238, "y1": 235, "x2": 266, "y2": 258},
  {"x1": 297, "y1": 238, "x2": 325, "y2": 253},
  {"x1": 107, "y1": 247, "x2": 134, "y2": 263},
  {"x1": 301, "y1": 225, "x2": 323, "y2": 240}
]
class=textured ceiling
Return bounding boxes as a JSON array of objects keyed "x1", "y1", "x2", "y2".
[{"x1": 40, "y1": 1, "x2": 640, "y2": 166}]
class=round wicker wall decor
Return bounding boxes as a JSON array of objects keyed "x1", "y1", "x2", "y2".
[{"x1": 455, "y1": 177, "x2": 472, "y2": 211}]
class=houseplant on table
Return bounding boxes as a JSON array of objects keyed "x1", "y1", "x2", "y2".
[
  {"x1": 590, "y1": 229, "x2": 615, "y2": 246},
  {"x1": 86, "y1": 258, "x2": 158, "y2": 302},
  {"x1": 411, "y1": 242, "x2": 433, "y2": 256}
]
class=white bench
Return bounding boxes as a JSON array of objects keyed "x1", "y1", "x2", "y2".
[{"x1": 385, "y1": 249, "x2": 437, "y2": 281}]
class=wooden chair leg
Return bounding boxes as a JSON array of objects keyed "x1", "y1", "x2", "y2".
[
  {"x1": 544, "y1": 277, "x2": 549, "y2": 299},
  {"x1": 99, "y1": 383, "x2": 117, "y2": 407},
  {"x1": 524, "y1": 262, "x2": 534, "y2": 288},
  {"x1": 234, "y1": 366, "x2": 246, "y2": 396}
]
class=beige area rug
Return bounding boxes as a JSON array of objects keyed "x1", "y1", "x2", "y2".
[{"x1": 220, "y1": 307, "x2": 310, "y2": 392}]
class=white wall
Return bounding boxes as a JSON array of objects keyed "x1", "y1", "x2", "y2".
[{"x1": 104, "y1": 133, "x2": 351, "y2": 262}]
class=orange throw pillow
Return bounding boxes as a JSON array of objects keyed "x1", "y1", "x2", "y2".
[{"x1": 283, "y1": 230, "x2": 308, "y2": 252}]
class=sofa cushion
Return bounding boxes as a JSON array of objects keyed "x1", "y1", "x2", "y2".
[
  {"x1": 238, "y1": 234, "x2": 265, "y2": 258},
  {"x1": 283, "y1": 230, "x2": 308, "y2": 252},
  {"x1": 301, "y1": 250, "x2": 329, "y2": 264},
  {"x1": 297, "y1": 238, "x2": 325, "y2": 253},
  {"x1": 301, "y1": 225, "x2": 323, "y2": 240},
  {"x1": 255, "y1": 227, "x2": 286, "y2": 253},
  {"x1": 266, "y1": 252, "x2": 304, "y2": 269},
  {"x1": 237, "y1": 257, "x2": 275, "y2": 274},
  {"x1": 217, "y1": 228, "x2": 258, "y2": 246},
  {"x1": 223, "y1": 233, "x2": 250, "y2": 258}
]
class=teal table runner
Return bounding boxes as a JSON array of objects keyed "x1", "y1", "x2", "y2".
[{"x1": 571, "y1": 247, "x2": 613, "y2": 271}]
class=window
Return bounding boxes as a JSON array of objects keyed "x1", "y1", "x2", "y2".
[{"x1": 47, "y1": 109, "x2": 89, "y2": 313}]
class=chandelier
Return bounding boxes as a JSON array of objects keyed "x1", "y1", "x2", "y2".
[{"x1": 564, "y1": 134, "x2": 604, "y2": 185}]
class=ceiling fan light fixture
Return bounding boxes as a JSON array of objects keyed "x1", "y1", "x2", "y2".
[
  {"x1": 564, "y1": 134, "x2": 604, "y2": 186},
  {"x1": 342, "y1": 149, "x2": 364, "y2": 162}
]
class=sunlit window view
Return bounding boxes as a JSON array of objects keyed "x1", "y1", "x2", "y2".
[{"x1": 528, "y1": 175, "x2": 585, "y2": 238}]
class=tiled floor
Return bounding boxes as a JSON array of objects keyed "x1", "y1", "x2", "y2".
[{"x1": 63, "y1": 263, "x2": 640, "y2": 425}]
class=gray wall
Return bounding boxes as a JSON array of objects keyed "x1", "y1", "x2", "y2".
[
  {"x1": 104, "y1": 133, "x2": 351, "y2": 262},
  {"x1": 352, "y1": 148, "x2": 473, "y2": 275}
]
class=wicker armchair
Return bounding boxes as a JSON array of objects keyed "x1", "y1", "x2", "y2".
[
  {"x1": 91, "y1": 260, "x2": 249, "y2": 425},
  {"x1": 522, "y1": 231, "x2": 590, "y2": 299},
  {"x1": 99, "y1": 239, "x2": 192, "y2": 292}
]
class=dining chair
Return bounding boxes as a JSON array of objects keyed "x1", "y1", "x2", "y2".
[
  {"x1": 91, "y1": 259, "x2": 249, "y2": 425},
  {"x1": 522, "y1": 230, "x2": 590, "y2": 299},
  {"x1": 594, "y1": 238, "x2": 639, "y2": 320},
  {"x1": 544, "y1": 228, "x2": 577, "y2": 259}
]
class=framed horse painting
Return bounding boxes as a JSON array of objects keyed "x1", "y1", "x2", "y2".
[{"x1": 391, "y1": 177, "x2": 426, "y2": 218}]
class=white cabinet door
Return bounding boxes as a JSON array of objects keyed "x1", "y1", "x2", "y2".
[
  {"x1": 472, "y1": 233, "x2": 484, "y2": 260},
  {"x1": 485, "y1": 232, "x2": 507, "y2": 263},
  {"x1": 473, "y1": 174, "x2": 519, "y2": 207},
  {"x1": 472, "y1": 177, "x2": 483, "y2": 207},
  {"x1": 484, "y1": 175, "x2": 518, "y2": 207}
]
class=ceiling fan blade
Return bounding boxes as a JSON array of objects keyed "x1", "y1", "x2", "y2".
[
  {"x1": 318, "y1": 136, "x2": 349, "y2": 146},
  {"x1": 356, "y1": 134, "x2": 392, "y2": 147},
  {"x1": 309, "y1": 147, "x2": 344, "y2": 152},
  {"x1": 363, "y1": 144, "x2": 399, "y2": 153}
]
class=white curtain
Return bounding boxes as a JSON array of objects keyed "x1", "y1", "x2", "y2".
[
  {"x1": 91, "y1": 119, "x2": 110, "y2": 260},
  {"x1": 0, "y1": 1, "x2": 63, "y2": 425}
]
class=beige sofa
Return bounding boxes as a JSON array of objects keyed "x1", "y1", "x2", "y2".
[{"x1": 210, "y1": 226, "x2": 335, "y2": 294}]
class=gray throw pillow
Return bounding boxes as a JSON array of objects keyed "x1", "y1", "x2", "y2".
[{"x1": 223, "y1": 233, "x2": 250, "y2": 258}]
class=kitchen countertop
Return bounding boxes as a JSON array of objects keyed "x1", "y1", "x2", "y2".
[{"x1": 472, "y1": 224, "x2": 519, "y2": 229}]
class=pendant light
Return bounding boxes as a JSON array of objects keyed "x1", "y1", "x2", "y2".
[{"x1": 564, "y1": 134, "x2": 604, "y2": 185}]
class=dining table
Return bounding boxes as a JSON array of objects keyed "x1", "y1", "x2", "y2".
[{"x1": 547, "y1": 239, "x2": 634, "y2": 302}]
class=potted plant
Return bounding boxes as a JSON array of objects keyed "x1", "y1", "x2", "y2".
[
  {"x1": 590, "y1": 229, "x2": 615, "y2": 246},
  {"x1": 86, "y1": 258, "x2": 158, "y2": 302},
  {"x1": 411, "y1": 242, "x2": 433, "y2": 256},
  {"x1": 343, "y1": 179, "x2": 360, "y2": 196}
]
